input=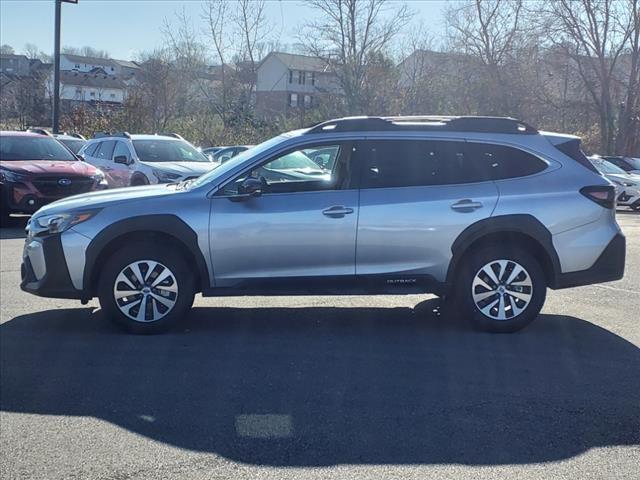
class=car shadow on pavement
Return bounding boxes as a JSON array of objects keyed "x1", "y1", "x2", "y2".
[
  {"x1": 0, "y1": 216, "x2": 28, "y2": 239},
  {"x1": 1, "y1": 300, "x2": 639, "y2": 466}
]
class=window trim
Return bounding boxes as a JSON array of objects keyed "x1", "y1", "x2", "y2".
[{"x1": 214, "y1": 140, "x2": 356, "y2": 198}]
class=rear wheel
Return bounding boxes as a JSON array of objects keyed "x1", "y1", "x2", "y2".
[
  {"x1": 98, "y1": 243, "x2": 195, "y2": 333},
  {"x1": 455, "y1": 246, "x2": 546, "y2": 333}
]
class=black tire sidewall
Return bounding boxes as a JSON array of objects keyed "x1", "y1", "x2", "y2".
[
  {"x1": 98, "y1": 242, "x2": 195, "y2": 334},
  {"x1": 457, "y1": 247, "x2": 546, "y2": 333}
]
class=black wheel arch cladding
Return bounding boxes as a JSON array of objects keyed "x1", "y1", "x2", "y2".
[
  {"x1": 446, "y1": 214, "x2": 561, "y2": 287},
  {"x1": 84, "y1": 214, "x2": 210, "y2": 295}
]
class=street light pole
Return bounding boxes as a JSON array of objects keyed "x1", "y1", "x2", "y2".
[
  {"x1": 52, "y1": 0, "x2": 78, "y2": 133},
  {"x1": 52, "y1": 0, "x2": 61, "y2": 133}
]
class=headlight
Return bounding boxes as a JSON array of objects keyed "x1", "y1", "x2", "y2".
[
  {"x1": 152, "y1": 169, "x2": 181, "y2": 183},
  {"x1": 91, "y1": 169, "x2": 108, "y2": 186},
  {"x1": 30, "y1": 211, "x2": 98, "y2": 236},
  {"x1": 612, "y1": 180, "x2": 623, "y2": 186},
  {"x1": 0, "y1": 169, "x2": 28, "y2": 183}
]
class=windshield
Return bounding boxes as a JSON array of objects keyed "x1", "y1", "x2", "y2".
[
  {"x1": 189, "y1": 135, "x2": 289, "y2": 189},
  {"x1": 627, "y1": 158, "x2": 640, "y2": 169},
  {"x1": 0, "y1": 136, "x2": 77, "y2": 161},
  {"x1": 58, "y1": 139, "x2": 86, "y2": 154},
  {"x1": 132, "y1": 139, "x2": 210, "y2": 163},
  {"x1": 593, "y1": 159, "x2": 628, "y2": 175}
]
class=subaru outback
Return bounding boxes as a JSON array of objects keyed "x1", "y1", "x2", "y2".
[{"x1": 20, "y1": 116, "x2": 625, "y2": 333}]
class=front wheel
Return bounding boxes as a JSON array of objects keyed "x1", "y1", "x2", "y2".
[
  {"x1": 98, "y1": 243, "x2": 195, "y2": 333},
  {"x1": 455, "y1": 247, "x2": 546, "y2": 333}
]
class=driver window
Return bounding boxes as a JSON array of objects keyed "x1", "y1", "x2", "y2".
[{"x1": 220, "y1": 144, "x2": 346, "y2": 196}]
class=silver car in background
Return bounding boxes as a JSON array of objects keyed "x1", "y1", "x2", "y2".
[
  {"x1": 21, "y1": 116, "x2": 625, "y2": 334},
  {"x1": 78, "y1": 133, "x2": 217, "y2": 187}
]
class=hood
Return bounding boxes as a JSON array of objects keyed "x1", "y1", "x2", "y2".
[
  {"x1": 35, "y1": 184, "x2": 174, "y2": 216},
  {"x1": 0, "y1": 160, "x2": 98, "y2": 176},
  {"x1": 140, "y1": 161, "x2": 216, "y2": 176}
]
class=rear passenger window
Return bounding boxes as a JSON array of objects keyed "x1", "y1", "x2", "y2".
[
  {"x1": 360, "y1": 140, "x2": 490, "y2": 189},
  {"x1": 95, "y1": 140, "x2": 116, "y2": 160},
  {"x1": 469, "y1": 143, "x2": 547, "y2": 180}
]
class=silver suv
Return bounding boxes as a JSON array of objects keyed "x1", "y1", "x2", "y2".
[
  {"x1": 79, "y1": 133, "x2": 216, "y2": 188},
  {"x1": 21, "y1": 116, "x2": 625, "y2": 333}
]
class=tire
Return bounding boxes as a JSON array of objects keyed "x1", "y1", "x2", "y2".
[
  {"x1": 454, "y1": 246, "x2": 546, "y2": 333},
  {"x1": 130, "y1": 176, "x2": 149, "y2": 186},
  {"x1": 97, "y1": 242, "x2": 195, "y2": 334}
]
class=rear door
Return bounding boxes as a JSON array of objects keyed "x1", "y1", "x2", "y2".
[{"x1": 355, "y1": 138, "x2": 499, "y2": 282}]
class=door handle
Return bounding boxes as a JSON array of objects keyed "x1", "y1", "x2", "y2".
[
  {"x1": 451, "y1": 199, "x2": 483, "y2": 211},
  {"x1": 322, "y1": 205, "x2": 354, "y2": 217}
]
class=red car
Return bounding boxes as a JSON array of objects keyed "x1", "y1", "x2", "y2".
[{"x1": 0, "y1": 131, "x2": 107, "y2": 223}]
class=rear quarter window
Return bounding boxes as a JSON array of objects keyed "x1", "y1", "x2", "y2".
[{"x1": 467, "y1": 143, "x2": 547, "y2": 180}]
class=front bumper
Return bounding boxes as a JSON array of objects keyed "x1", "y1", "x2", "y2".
[
  {"x1": 2, "y1": 178, "x2": 104, "y2": 214},
  {"x1": 617, "y1": 188, "x2": 640, "y2": 206},
  {"x1": 20, "y1": 234, "x2": 84, "y2": 299},
  {"x1": 551, "y1": 233, "x2": 625, "y2": 289}
]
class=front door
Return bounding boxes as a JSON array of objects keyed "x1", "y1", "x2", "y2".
[
  {"x1": 109, "y1": 140, "x2": 135, "y2": 187},
  {"x1": 209, "y1": 142, "x2": 358, "y2": 286}
]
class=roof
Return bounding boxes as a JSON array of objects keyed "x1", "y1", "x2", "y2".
[
  {"x1": 261, "y1": 52, "x2": 330, "y2": 73},
  {"x1": 0, "y1": 131, "x2": 44, "y2": 137},
  {"x1": 61, "y1": 53, "x2": 116, "y2": 67},
  {"x1": 112, "y1": 59, "x2": 140, "y2": 69},
  {"x1": 60, "y1": 71, "x2": 126, "y2": 89},
  {"x1": 0, "y1": 53, "x2": 29, "y2": 61}
]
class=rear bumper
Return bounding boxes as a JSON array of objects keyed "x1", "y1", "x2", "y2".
[
  {"x1": 20, "y1": 234, "x2": 84, "y2": 299},
  {"x1": 551, "y1": 233, "x2": 625, "y2": 289}
]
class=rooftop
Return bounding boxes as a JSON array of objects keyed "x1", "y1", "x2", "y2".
[{"x1": 261, "y1": 52, "x2": 331, "y2": 73}]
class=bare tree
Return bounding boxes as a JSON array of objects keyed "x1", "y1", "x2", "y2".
[
  {"x1": 62, "y1": 46, "x2": 110, "y2": 58},
  {"x1": 202, "y1": 0, "x2": 231, "y2": 124},
  {"x1": 301, "y1": 0, "x2": 412, "y2": 113},
  {"x1": 536, "y1": 0, "x2": 637, "y2": 154},
  {"x1": 615, "y1": 0, "x2": 640, "y2": 155},
  {"x1": 446, "y1": 0, "x2": 524, "y2": 114},
  {"x1": 0, "y1": 44, "x2": 15, "y2": 55}
]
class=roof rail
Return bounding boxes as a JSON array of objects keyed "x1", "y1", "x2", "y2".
[
  {"x1": 305, "y1": 116, "x2": 538, "y2": 135},
  {"x1": 26, "y1": 127, "x2": 51, "y2": 136},
  {"x1": 93, "y1": 131, "x2": 131, "y2": 139},
  {"x1": 156, "y1": 132, "x2": 184, "y2": 140},
  {"x1": 63, "y1": 132, "x2": 86, "y2": 140}
]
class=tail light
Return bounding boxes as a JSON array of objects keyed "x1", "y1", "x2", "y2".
[{"x1": 580, "y1": 185, "x2": 616, "y2": 209}]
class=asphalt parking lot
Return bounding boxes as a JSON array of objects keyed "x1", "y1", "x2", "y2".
[{"x1": 1, "y1": 212, "x2": 639, "y2": 480}]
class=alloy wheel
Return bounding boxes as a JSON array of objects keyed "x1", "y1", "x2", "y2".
[
  {"x1": 113, "y1": 260, "x2": 178, "y2": 322},
  {"x1": 471, "y1": 259, "x2": 533, "y2": 321}
]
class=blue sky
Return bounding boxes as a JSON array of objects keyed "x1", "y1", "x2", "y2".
[{"x1": 0, "y1": 0, "x2": 447, "y2": 61}]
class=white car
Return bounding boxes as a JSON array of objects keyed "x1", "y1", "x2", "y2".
[
  {"x1": 78, "y1": 133, "x2": 217, "y2": 188},
  {"x1": 603, "y1": 156, "x2": 640, "y2": 175},
  {"x1": 590, "y1": 157, "x2": 640, "y2": 211}
]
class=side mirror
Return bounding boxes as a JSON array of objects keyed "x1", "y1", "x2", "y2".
[
  {"x1": 76, "y1": 154, "x2": 85, "y2": 161},
  {"x1": 114, "y1": 155, "x2": 130, "y2": 165},
  {"x1": 230, "y1": 178, "x2": 263, "y2": 201}
]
